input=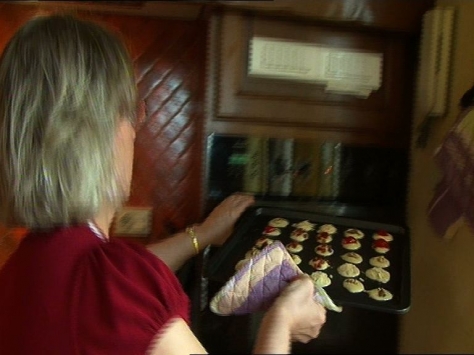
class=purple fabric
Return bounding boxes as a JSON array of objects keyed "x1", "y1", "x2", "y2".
[
  {"x1": 428, "y1": 107, "x2": 474, "y2": 236},
  {"x1": 428, "y1": 180, "x2": 464, "y2": 236},
  {"x1": 233, "y1": 259, "x2": 298, "y2": 315},
  {"x1": 232, "y1": 243, "x2": 278, "y2": 286},
  {"x1": 210, "y1": 241, "x2": 303, "y2": 316}
]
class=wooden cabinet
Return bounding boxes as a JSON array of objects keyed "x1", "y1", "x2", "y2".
[{"x1": 206, "y1": 10, "x2": 430, "y2": 147}]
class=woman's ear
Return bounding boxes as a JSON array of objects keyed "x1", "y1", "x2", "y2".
[{"x1": 114, "y1": 118, "x2": 135, "y2": 199}]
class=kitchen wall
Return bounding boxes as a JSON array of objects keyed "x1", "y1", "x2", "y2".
[{"x1": 399, "y1": 0, "x2": 474, "y2": 353}]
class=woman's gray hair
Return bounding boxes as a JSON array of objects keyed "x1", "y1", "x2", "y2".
[{"x1": 0, "y1": 15, "x2": 137, "y2": 228}]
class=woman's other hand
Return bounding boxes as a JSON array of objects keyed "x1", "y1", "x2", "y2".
[
  {"x1": 271, "y1": 274, "x2": 327, "y2": 343},
  {"x1": 196, "y1": 193, "x2": 254, "y2": 246}
]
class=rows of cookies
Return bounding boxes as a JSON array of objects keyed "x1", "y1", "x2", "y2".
[
  {"x1": 308, "y1": 224, "x2": 338, "y2": 288},
  {"x1": 281, "y1": 219, "x2": 314, "y2": 265},
  {"x1": 365, "y1": 230, "x2": 394, "y2": 301},
  {"x1": 235, "y1": 217, "x2": 397, "y2": 303},
  {"x1": 310, "y1": 225, "x2": 395, "y2": 302}
]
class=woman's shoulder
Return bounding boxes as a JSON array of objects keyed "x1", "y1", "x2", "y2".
[
  {"x1": 76, "y1": 235, "x2": 189, "y2": 309},
  {"x1": 72, "y1": 234, "x2": 190, "y2": 354},
  {"x1": 0, "y1": 225, "x2": 190, "y2": 354},
  {"x1": 91, "y1": 237, "x2": 184, "y2": 290}
]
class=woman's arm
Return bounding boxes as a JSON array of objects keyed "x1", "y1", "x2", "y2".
[
  {"x1": 253, "y1": 306, "x2": 292, "y2": 354},
  {"x1": 254, "y1": 275, "x2": 327, "y2": 354},
  {"x1": 150, "y1": 276, "x2": 326, "y2": 355},
  {"x1": 149, "y1": 318, "x2": 208, "y2": 355},
  {"x1": 146, "y1": 224, "x2": 211, "y2": 272},
  {"x1": 147, "y1": 194, "x2": 254, "y2": 271}
]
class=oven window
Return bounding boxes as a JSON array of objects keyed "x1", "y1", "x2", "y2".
[{"x1": 206, "y1": 134, "x2": 407, "y2": 208}]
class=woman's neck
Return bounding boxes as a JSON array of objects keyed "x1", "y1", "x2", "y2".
[{"x1": 91, "y1": 204, "x2": 116, "y2": 240}]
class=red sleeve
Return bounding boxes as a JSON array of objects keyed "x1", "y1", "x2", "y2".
[{"x1": 71, "y1": 240, "x2": 190, "y2": 355}]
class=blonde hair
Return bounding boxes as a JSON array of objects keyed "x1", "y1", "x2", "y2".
[{"x1": 0, "y1": 15, "x2": 137, "y2": 228}]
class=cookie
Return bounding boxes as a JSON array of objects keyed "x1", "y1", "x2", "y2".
[
  {"x1": 315, "y1": 244, "x2": 334, "y2": 256},
  {"x1": 369, "y1": 255, "x2": 390, "y2": 268},
  {"x1": 373, "y1": 230, "x2": 394, "y2": 242},
  {"x1": 337, "y1": 263, "x2": 360, "y2": 278},
  {"x1": 340, "y1": 252, "x2": 363, "y2": 264},
  {"x1": 344, "y1": 228, "x2": 364, "y2": 239},
  {"x1": 310, "y1": 271, "x2": 331, "y2": 287},
  {"x1": 290, "y1": 254, "x2": 302, "y2": 265},
  {"x1": 255, "y1": 237, "x2": 274, "y2": 249},
  {"x1": 290, "y1": 228, "x2": 309, "y2": 242},
  {"x1": 292, "y1": 220, "x2": 316, "y2": 231},
  {"x1": 268, "y1": 217, "x2": 289, "y2": 228},
  {"x1": 366, "y1": 267, "x2": 390, "y2": 283},
  {"x1": 341, "y1": 236, "x2": 361, "y2": 250},
  {"x1": 317, "y1": 224, "x2": 337, "y2": 234},
  {"x1": 309, "y1": 257, "x2": 330, "y2": 271},
  {"x1": 286, "y1": 242, "x2": 303, "y2": 253},
  {"x1": 367, "y1": 288, "x2": 393, "y2": 301},
  {"x1": 343, "y1": 278, "x2": 365, "y2": 293},
  {"x1": 262, "y1": 226, "x2": 281, "y2": 237},
  {"x1": 316, "y1": 232, "x2": 333, "y2": 244},
  {"x1": 372, "y1": 239, "x2": 390, "y2": 254}
]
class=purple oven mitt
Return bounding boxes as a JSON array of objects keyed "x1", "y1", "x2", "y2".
[{"x1": 210, "y1": 241, "x2": 342, "y2": 315}]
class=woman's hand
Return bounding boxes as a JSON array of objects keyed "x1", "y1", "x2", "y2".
[
  {"x1": 196, "y1": 193, "x2": 255, "y2": 246},
  {"x1": 270, "y1": 274, "x2": 327, "y2": 343}
]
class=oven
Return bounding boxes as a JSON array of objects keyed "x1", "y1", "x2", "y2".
[{"x1": 193, "y1": 134, "x2": 410, "y2": 354}]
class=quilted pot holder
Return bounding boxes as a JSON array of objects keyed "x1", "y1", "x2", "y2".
[{"x1": 210, "y1": 241, "x2": 342, "y2": 316}]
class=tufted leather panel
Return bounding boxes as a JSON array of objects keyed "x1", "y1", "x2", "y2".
[
  {"x1": 0, "y1": 4, "x2": 207, "y2": 243},
  {"x1": 97, "y1": 15, "x2": 207, "y2": 242}
]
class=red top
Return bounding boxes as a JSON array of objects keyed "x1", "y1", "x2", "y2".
[{"x1": 0, "y1": 225, "x2": 189, "y2": 355}]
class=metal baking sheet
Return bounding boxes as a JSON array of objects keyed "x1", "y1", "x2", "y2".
[{"x1": 206, "y1": 207, "x2": 410, "y2": 314}]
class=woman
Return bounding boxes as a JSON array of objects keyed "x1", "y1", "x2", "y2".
[{"x1": 0, "y1": 15, "x2": 326, "y2": 354}]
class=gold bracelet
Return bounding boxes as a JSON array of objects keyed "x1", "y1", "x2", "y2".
[{"x1": 185, "y1": 226, "x2": 200, "y2": 256}]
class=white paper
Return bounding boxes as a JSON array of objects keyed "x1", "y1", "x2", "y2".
[
  {"x1": 248, "y1": 37, "x2": 326, "y2": 82},
  {"x1": 322, "y1": 50, "x2": 382, "y2": 89},
  {"x1": 248, "y1": 37, "x2": 383, "y2": 97}
]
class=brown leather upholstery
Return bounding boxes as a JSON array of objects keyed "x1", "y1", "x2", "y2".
[{"x1": 100, "y1": 15, "x2": 207, "y2": 241}]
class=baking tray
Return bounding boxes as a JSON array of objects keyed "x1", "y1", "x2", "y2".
[{"x1": 206, "y1": 207, "x2": 410, "y2": 314}]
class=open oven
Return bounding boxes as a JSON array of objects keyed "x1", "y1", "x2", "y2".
[{"x1": 192, "y1": 134, "x2": 410, "y2": 354}]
